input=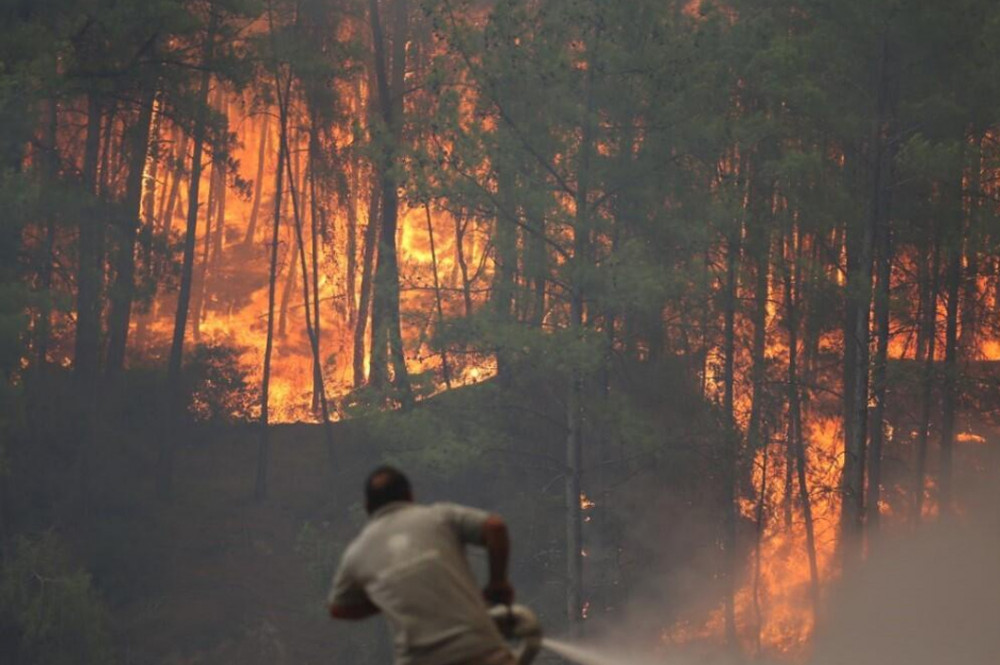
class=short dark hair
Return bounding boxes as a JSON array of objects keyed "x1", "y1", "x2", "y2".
[{"x1": 365, "y1": 465, "x2": 413, "y2": 514}]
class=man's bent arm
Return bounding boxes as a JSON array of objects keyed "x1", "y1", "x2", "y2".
[
  {"x1": 482, "y1": 514, "x2": 513, "y2": 604},
  {"x1": 329, "y1": 596, "x2": 381, "y2": 620}
]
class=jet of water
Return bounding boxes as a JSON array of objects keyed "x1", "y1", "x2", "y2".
[{"x1": 542, "y1": 637, "x2": 669, "y2": 665}]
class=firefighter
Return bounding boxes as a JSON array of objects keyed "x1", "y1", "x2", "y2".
[{"x1": 328, "y1": 465, "x2": 516, "y2": 665}]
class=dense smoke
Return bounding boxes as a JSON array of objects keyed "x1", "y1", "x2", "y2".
[
  {"x1": 812, "y1": 508, "x2": 1000, "y2": 665},
  {"x1": 550, "y1": 479, "x2": 1000, "y2": 665}
]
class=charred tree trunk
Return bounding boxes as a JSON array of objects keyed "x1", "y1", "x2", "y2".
[{"x1": 160, "y1": 12, "x2": 218, "y2": 499}]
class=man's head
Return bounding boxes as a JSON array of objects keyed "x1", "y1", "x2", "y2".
[{"x1": 364, "y1": 465, "x2": 413, "y2": 514}]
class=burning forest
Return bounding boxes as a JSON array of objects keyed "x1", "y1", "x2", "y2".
[{"x1": 2, "y1": 0, "x2": 1000, "y2": 663}]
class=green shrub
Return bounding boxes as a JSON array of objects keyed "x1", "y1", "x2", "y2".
[{"x1": 0, "y1": 533, "x2": 114, "y2": 665}]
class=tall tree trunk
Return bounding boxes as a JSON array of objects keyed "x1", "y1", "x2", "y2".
[
  {"x1": 454, "y1": 211, "x2": 474, "y2": 318},
  {"x1": 161, "y1": 131, "x2": 188, "y2": 238},
  {"x1": 148, "y1": 130, "x2": 188, "y2": 332},
  {"x1": 492, "y1": 155, "x2": 517, "y2": 383},
  {"x1": 211, "y1": 96, "x2": 228, "y2": 264},
  {"x1": 959, "y1": 136, "x2": 983, "y2": 355},
  {"x1": 279, "y1": 149, "x2": 308, "y2": 336},
  {"x1": 747, "y1": 164, "x2": 771, "y2": 463},
  {"x1": 721, "y1": 206, "x2": 740, "y2": 650},
  {"x1": 308, "y1": 116, "x2": 324, "y2": 412},
  {"x1": 142, "y1": 98, "x2": 162, "y2": 232},
  {"x1": 842, "y1": 207, "x2": 873, "y2": 563},
  {"x1": 914, "y1": 230, "x2": 940, "y2": 523},
  {"x1": 353, "y1": 174, "x2": 380, "y2": 387},
  {"x1": 137, "y1": 92, "x2": 164, "y2": 337},
  {"x1": 565, "y1": 19, "x2": 598, "y2": 634},
  {"x1": 867, "y1": 129, "x2": 894, "y2": 534},
  {"x1": 751, "y1": 439, "x2": 769, "y2": 657},
  {"x1": 866, "y1": 198, "x2": 892, "y2": 534},
  {"x1": 160, "y1": 11, "x2": 218, "y2": 498},
  {"x1": 35, "y1": 99, "x2": 59, "y2": 368},
  {"x1": 784, "y1": 225, "x2": 821, "y2": 620},
  {"x1": 346, "y1": 75, "x2": 366, "y2": 332},
  {"x1": 841, "y1": 28, "x2": 892, "y2": 561},
  {"x1": 345, "y1": 100, "x2": 361, "y2": 330},
  {"x1": 747, "y1": 171, "x2": 771, "y2": 651},
  {"x1": 156, "y1": 125, "x2": 175, "y2": 232},
  {"x1": 192, "y1": 88, "x2": 225, "y2": 343},
  {"x1": 367, "y1": 0, "x2": 412, "y2": 406},
  {"x1": 280, "y1": 95, "x2": 338, "y2": 470},
  {"x1": 107, "y1": 85, "x2": 158, "y2": 377},
  {"x1": 75, "y1": 93, "x2": 104, "y2": 385},
  {"x1": 243, "y1": 113, "x2": 271, "y2": 248},
  {"x1": 939, "y1": 168, "x2": 963, "y2": 518},
  {"x1": 915, "y1": 250, "x2": 929, "y2": 362},
  {"x1": 424, "y1": 203, "x2": 452, "y2": 388},
  {"x1": 255, "y1": 72, "x2": 289, "y2": 502},
  {"x1": 278, "y1": 172, "x2": 299, "y2": 338}
]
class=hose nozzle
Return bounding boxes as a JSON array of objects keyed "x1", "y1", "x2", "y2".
[{"x1": 489, "y1": 604, "x2": 542, "y2": 665}]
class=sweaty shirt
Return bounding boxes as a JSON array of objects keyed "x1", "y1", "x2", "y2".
[{"x1": 328, "y1": 502, "x2": 508, "y2": 665}]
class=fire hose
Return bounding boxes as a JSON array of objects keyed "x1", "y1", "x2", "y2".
[{"x1": 489, "y1": 604, "x2": 543, "y2": 665}]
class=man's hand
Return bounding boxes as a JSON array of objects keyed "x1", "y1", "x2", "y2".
[{"x1": 483, "y1": 579, "x2": 515, "y2": 606}]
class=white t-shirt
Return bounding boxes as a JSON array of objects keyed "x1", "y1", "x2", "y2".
[{"x1": 328, "y1": 502, "x2": 508, "y2": 665}]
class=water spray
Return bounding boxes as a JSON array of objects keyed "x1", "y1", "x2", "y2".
[{"x1": 490, "y1": 605, "x2": 640, "y2": 665}]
